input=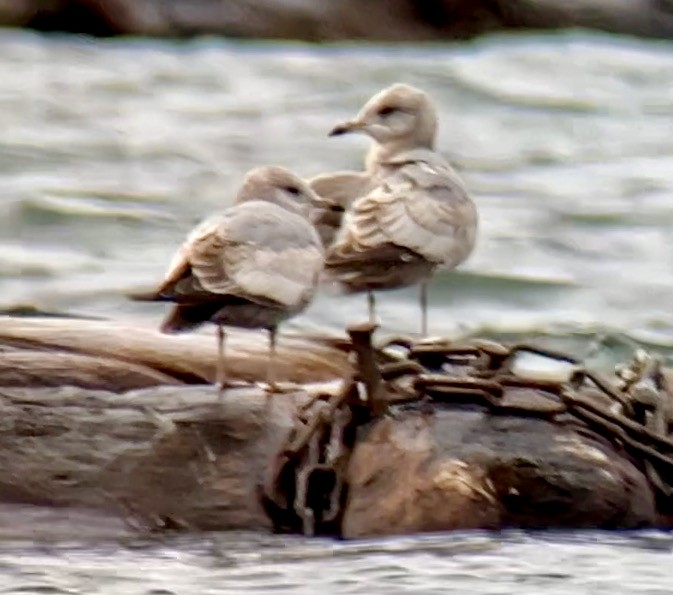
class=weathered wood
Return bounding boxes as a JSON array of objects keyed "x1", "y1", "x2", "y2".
[
  {"x1": 343, "y1": 408, "x2": 657, "y2": 537},
  {"x1": 0, "y1": 316, "x2": 665, "y2": 539},
  {"x1": 0, "y1": 351, "x2": 181, "y2": 390},
  {"x1": 0, "y1": 316, "x2": 348, "y2": 537},
  {"x1": 0, "y1": 316, "x2": 351, "y2": 388},
  {"x1": 0, "y1": 383, "x2": 315, "y2": 533},
  {"x1": 0, "y1": 316, "x2": 350, "y2": 537}
]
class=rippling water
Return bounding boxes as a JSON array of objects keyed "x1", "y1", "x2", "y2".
[
  {"x1": 3, "y1": 530, "x2": 673, "y2": 595},
  {"x1": 4, "y1": 27, "x2": 673, "y2": 593},
  {"x1": 4, "y1": 28, "x2": 673, "y2": 344}
]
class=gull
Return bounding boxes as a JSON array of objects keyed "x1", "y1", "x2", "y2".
[
  {"x1": 308, "y1": 170, "x2": 375, "y2": 248},
  {"x1": 321, "y1": 83, "x2": 478, "y2": 335},
  {"x1": 131, "y1": 165, "x2": 325, "y2": 393}
]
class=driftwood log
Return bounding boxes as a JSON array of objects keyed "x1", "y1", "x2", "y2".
[
  {"x1": 0, "y1": 315, "x2": 666, "y2": 541},
  {"x1": 3, "y1": 0, "x2": 673, "y2": 41}
]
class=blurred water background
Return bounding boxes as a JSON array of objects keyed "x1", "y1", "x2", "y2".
[{"x1": 3, "y1": 27, "x2": 673, "y2": 594}]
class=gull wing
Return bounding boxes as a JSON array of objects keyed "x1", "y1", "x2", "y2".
[
  {"x1": 308, "y1": 170, "x2": 374, "y2": 210},
  {"x1": 328, "y1": 160, "x2": 477, "y2": 271},
  {"x1": 308, "y1": 170, "x2": 377, "y2": 248},
  {"x1": 187, "y1": 201, "x2": 325, "y2": 309}
]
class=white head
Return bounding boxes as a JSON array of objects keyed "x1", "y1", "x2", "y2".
[
  {"x1": 329, "y1": 83, "x2": 438, "y2": 150},
  {"x1": 236, "y1": 165, "x2": 320, "y2": 216}
]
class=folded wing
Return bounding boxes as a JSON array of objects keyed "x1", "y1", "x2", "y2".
[
  {"x1": 154, "y1": 202, "x2": 324, "y2": 309},
  {"x1": 308, "y1": 170, "x2": 376, "y2": 248},
  {"x1": 327, "y1": 160, "x2": 477, "y2": 276}
]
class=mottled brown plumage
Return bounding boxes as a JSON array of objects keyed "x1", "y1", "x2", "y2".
[
  {"x1": 132, "y1": 165, "x2": 325, "y2": 391},
  {"x1": 319, "y1": 84, "x2": 478, "y2": 335}
]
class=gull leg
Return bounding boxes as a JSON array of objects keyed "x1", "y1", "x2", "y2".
[
  {"x1": 216, "y1": 324, "x2": 227, "y2": 397},
  {"x1": 266, "y1": 325, "x2": 278, "y2": 394},
  {"x1": 419, "y1": 281, "x2": 428, "y2": 337},
  {"x1": 367, "y1": 290, "x2": 376, "y2": 325}
]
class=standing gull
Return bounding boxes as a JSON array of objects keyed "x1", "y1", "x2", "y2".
[
  {"x1": 131, "y1": 165, "x2": 325, "y2": 392},
  {"x1": 322, "y1": 83, "x2": 478, "y2": 335}
]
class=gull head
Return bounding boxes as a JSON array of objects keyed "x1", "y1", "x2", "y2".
[
  {"x1": 236, "y1": 165, "x2": 321, "y2": 216},
  {"x1": 329, "y1": 83, "x2": 437, "y2": 148}
]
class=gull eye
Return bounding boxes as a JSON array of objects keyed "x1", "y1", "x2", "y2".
[
  {"x1": 284, "y1": 186, "x2": 301, "y2": 195},
  {"x1": 377, "y1": 106, "x2": 396, "y2": 117}
]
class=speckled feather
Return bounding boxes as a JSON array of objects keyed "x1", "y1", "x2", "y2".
[
  {"x1": 325, "y1": 158, "x2": 477, "y2": 292},
  {"x1": 135, "y1": 167, "x2": 325, "y2": 334}
]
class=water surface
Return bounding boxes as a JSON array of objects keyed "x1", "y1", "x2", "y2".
[
  {"x1": 3, "y1": 530, "x2": 673, "y2": 594},
  {"x1": 3, "y1": 29, "x2": 673, "y2": 345}
]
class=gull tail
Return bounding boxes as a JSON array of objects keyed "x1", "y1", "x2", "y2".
[
  {"x1": 160, "y1": 303, "x2": 219, "y2": 334},
  {"x1": 128, "y1": 289, "x2": 172, "y2": 302}
]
